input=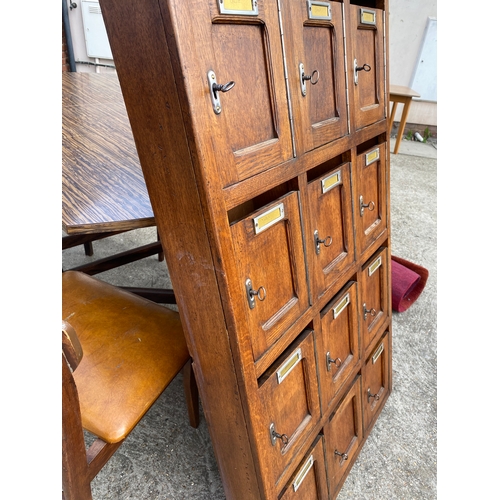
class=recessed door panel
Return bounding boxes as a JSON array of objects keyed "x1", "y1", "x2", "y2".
[
  {"x1": 324, "y1": 376, "x2": 363, "y2": 495},
  {"x1": 362, "y1": 331, "x2": 389, "y2": 431},
  {"x1": 353, "y1": 142, "x2": 387, "y2": 255},
  {"x1": 259, "y1": 329, "x2": 321, "y2": 486},
  {"x1": 279, "y1": 435, "x2": 328, "y2": 500},
  {"x1": 230, "y1": 192, "x2": 309, "y2": 362},
  {"x1": 318, "y1": 282, "x2": 360, "y2": 411},
  {"x1": 283, "y1": 0, "x2": 348, "y2": 154},
  {"x1": 306, "y1": 161, "x2": 355, "y2": 299},
  {"x1": 349, "y1": 5, "x2": 385, "y2": 130},
  {"x1": 197, "y1": 0, "x2": 293, "y2": 186},
  {"x1": 212, "y1": 23, "x2": 277, "y2": 152},
  {"x1": 359, "y1": 247, "x2": 389, "y2": 351}
]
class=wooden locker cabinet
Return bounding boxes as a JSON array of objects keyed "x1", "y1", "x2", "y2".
[
  {"x1": 98, "y1": 0, "x2": 392, "y2": 498},
  {"x1": 348, "y1": 3, "x2": 386, "y2": 131}
]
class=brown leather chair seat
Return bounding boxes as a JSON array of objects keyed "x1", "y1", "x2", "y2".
[{"x1": 62, "y1": 270, "x2": 199, "y2": 500}]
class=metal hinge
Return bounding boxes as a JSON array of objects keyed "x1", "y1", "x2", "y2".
[
  {"x1": 341, "y1": 3, "x2": 350, "y2": 135},
  {"x1": 277, "y1": 0, "x2": 297, "y2": 158}
]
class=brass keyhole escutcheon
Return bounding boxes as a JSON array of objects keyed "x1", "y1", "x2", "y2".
[
  {"x1": 326, "y1": 352, "x2": 342, "y2": 372},
  {"x1": 363, "y1": 303, "x2": 376, "y2": 320},
  {"x1": 360, "y1": 195, "x2": 375, "y2": 216},
  {"x1": 367, "y1": 388, "x2": 380, "y2": 402},
  {"x1": 299, "y1": 63, "x2": 320, "y2": 96},
  {"x1": 314, "y1": 230, "x2": 333, "y2": 255},
  {"x1": 270, "y1": 423, "x2": 289, "y2": 446},
  {"x1": 245, "y1": 278, "x2": 266, "y2": 310},
  {"x1": 354, "y1": 58, "x2": 371, "y2": 85},
  {"x1": 208, "y1": 70, "x2": 235, "y2": 115}
]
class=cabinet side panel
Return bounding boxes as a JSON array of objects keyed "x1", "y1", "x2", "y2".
[{"x1": 99, "y1": 1, "x2": 263, "y2": 498}]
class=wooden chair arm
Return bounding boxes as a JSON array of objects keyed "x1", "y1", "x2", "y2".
[{"x1": 62, "y1": 320, "x2": 83, "y2": 371}]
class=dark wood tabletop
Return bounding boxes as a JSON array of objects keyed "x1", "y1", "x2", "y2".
[{"x1": 62, "y1": 72, "x2": 154, "y2": 235}]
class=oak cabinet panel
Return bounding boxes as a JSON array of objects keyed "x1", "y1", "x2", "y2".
[
  {"x1": 283, "y1": 0, "x2": 348, "y2": 155},
  {"x1": 362, "y1": 331, "x2": 390, "y2": 431},
  {"x1": 229, "y1": 191, "x2": 309, "y2": 362},
  {"x1": 349, "y1": 4, "x2": 386, "y2": 130},
  {"x1": 305, "y1": 161, "x2": 355, "y2": 300},
  {"x1": 359, "y1": 247, "x2": 389, "y2": 352},
  {"x1": 279, "y1": 435, "x2": 329, "y2": 500},
  {"x1": 353, "y1": 142, "x2": 387, "y2": 255},
  {"x1": 324, "y1": 376, "x2": 364, "y2": 496},
  {"x1": 258, "y1": 329, "x2": 321, "y2": 486},
  {"x1": 195, "y1": 0, "x2": 294, "y2": 186},
  {"x1": 317, "y1": 281, "x2": 360, "y2": 413}
]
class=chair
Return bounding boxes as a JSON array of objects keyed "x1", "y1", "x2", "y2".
[{"x1": 62, "y1": 271, "x2": 199, "y2": 500}]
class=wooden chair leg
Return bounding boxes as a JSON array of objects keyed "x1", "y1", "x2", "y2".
[
  {"x1": 183, "y1": 360, "x2": 200, "y2": 428},
  {"x1": 84, "y1": 242, "x2": 94, "y2": 256},
  {"x1": 62, "y1": 357, "x2": 93, "y2": 500},
  {"x1": 157, "y1": 230, "x2": 164, "y2": 262},
  {"x1": 86, "y1": 439, "x2": 124, "y2": 482}
]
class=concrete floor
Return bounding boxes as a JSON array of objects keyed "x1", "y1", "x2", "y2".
[{"x1": 62, "y1": 138, "x2": 437, "y2": 499}]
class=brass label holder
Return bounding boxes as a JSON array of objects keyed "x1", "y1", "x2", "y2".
[
  {"x1": 307, "y1": 1, "x2": 332, "y2": 21},
  {"x1": 219, "y1": 0, "x2": 258, "y2": 16},
  {"x1": 365, "y1": 147, "x2": 380, "y2": 166},
  {"x1": 372, "y1": 342, "x2": 384, "y2": 364},
  {"x1": 253, "y1": 203, "x2": 285, "y2": 234},
  {"x1": 276, "y1": 348, "x2": 302, "y2": 384},
  {"x1": 360, "y1": 8, "x2": 376, "y2": 26},
  {"x1": 368, "y1": 256, "x2": 382, "y2": 276},
  {"x1": 293, "y1": 455, "x2": 314, "y2": 491},
  {"x1": 333, "y1": 292, "x2": 350, "y2": 319},
  {"x1": 321, "y1": 170, "x2": 341, "y2": 194}
]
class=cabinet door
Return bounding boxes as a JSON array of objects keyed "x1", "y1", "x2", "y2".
[
  {"x1": 353, "y1": 142, "x2": 387, "y2": 256},
  {"x1": 324, "y1": 376, "x2": 363, "y2": 496},
  {"x1": 283, "y1": 0, "x2": 348, "y2": 154},
  {"x1": 359, "y1": 247, "x2": 389, "y2": 352},
  {"x1": 259, "y1": 329, "x2": 321, "y2": 486},
  {"x1": 317, "y1": 282, "x2": 360, "y2": 412},
  {"x1": 349, "y1": 5, "x2": 385, "y2": 130},
  {"x1": 306, "y1": 161, "x2": 355, "y2": 299},
  {"x1": 230, "y1": 192, "x2": 309, "y2": 362},
  {"x1": 279, "y1": 435, "x2": 329, "y2": 500},
  {"x1": 191, "y1": 0, "x2": 293, "y2": 186},
  {"x1": 362, "y1": 331, "x2": 389, "y2": 431}
]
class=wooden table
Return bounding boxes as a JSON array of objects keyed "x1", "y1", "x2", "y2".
[
  {"x1": 62, "y1": 72, "x2": 174, "y2": 303},
  {"x1": 389, "y1": 84, "x2": 421, "y2": 154}
]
